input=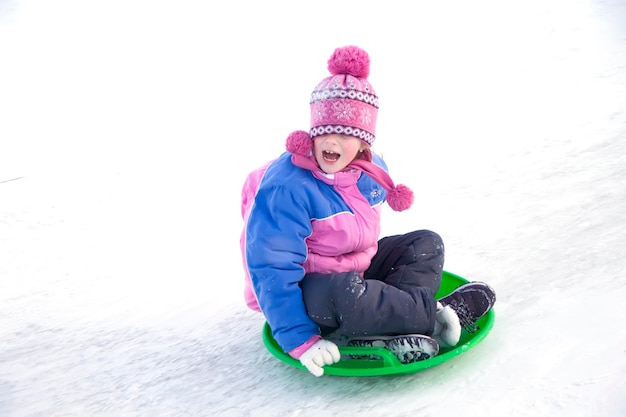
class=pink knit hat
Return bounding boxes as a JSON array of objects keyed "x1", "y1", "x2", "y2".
[
  {"x1": 310, "y1": 46, "x2": 379, "y2": 145},
  {"x1": 285, "y1": 46, "x2": 413, "y2": 212}
]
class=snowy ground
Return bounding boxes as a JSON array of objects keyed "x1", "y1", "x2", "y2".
[{"x1": 1, "y1": 0, "x2": 626, "y2": 416}]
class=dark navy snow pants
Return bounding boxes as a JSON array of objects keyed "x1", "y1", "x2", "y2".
[{"x1": 300, "y1": 229, "x2": 444, "y2": 337}]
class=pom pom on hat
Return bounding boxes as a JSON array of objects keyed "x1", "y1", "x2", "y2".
[
  {"x1": 286, "y1": 130, "x2": 312, "y2": 156},
  {"x1": 386, "y1": 184, "x2": 414, "y2": 212},
  {"x1": 327, "y1": 46, "x2": 370, "y2": 78}
]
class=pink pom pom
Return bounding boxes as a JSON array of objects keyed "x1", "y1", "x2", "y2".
[
  {"x1": 327, "y1": 46, "x2": 370, "y2": 78},
  {"x1": 285, "y1": 130, "x2": 312, "y2": 156},
  {"x1": 386, "y1": 184, "x2": 414, "y2": 212}
]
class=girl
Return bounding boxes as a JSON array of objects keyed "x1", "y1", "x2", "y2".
[{"x1": 240, "y1": 46, "x2": 495, "y2": 377}]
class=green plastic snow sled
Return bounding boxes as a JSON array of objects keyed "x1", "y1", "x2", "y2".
[{"x1": 262, "y1": 270, "x2": 495, "y2": 377}]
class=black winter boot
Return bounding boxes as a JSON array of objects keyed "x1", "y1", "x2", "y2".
[{"x1": 438, "y1": 282, "x2": 496, "y2": 333}]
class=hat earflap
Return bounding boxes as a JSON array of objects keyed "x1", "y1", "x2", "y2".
[
  {"x1": 348, "y1": 159, "x2": 414, "y2": 212},
  {"x1": 286, "y1": 130, "x2": 413, "y2": 212}
]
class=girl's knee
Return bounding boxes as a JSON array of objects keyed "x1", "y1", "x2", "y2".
[
  {"x1": 410, "y1": 230, "x2": 444, "y2": 257},
  {"x1": 416, "y1": 229, "x2": 443, "y2": 245}
]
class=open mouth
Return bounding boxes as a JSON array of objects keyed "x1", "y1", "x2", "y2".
[{"x1": 322, "y1": 150, "x2": 340, "y2": 162}]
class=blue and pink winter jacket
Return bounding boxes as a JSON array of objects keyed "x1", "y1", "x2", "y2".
[{"x1": 240, "y1": 151, "x2": 389, "y2": 353}]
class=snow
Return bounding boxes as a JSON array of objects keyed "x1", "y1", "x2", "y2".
[{"x1": 1, "y1": 0, "x2": 625, "y2": 416}]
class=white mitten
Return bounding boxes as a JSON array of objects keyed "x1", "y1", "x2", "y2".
[
  {"x1": 433, "y1": 302, "x2": 461, "y2": 348},
  {"x1": 298, "y1": 339, "x2": 341, "y2": 377}
]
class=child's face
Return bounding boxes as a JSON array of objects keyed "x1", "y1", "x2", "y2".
[{"x1": 313, "y1": 134, "x2": 365, "y2": 174}]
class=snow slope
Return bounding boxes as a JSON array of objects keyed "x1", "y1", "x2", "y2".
[{"x1": 1, "y1": 0, "x2": 625, "y2": 416}]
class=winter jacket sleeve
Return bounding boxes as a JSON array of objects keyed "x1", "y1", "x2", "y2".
[{"x1": 245, "y1": 183, "x2": 321, "y2": 353}]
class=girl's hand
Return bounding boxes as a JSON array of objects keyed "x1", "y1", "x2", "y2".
[
  {"x1": 433, "y1": 303, "x2": 461, "y2": 347},
  {"x1": 298, "y1": 339, "x2": 341, "y2": 377}
]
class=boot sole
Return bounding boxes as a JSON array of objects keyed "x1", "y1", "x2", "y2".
[{"x1": 347, "y1": 334, "x2": 440, "y2": 364}]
